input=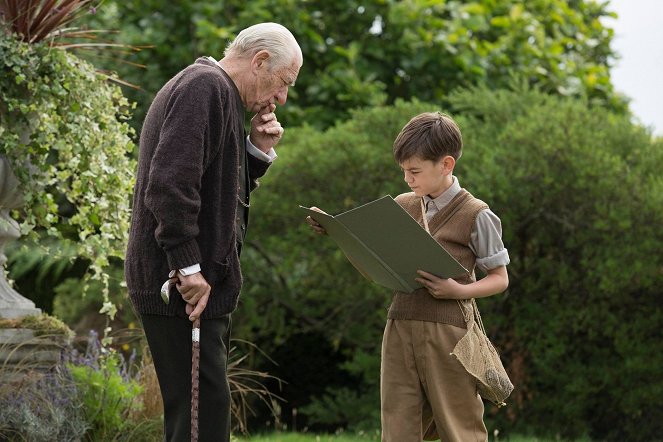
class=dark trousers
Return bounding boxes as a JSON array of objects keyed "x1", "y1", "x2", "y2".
[{"x1": 141, "y1": 312, "x2": 232, "y2": 442}]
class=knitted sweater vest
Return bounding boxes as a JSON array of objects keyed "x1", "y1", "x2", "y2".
[{"x1": 387, "y1": 189, "x2": 488, "y2": 327}]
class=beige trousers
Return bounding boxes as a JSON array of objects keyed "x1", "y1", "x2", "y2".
[{"x1": 380, "y1": 319, "x2": 487, "y2": 442}]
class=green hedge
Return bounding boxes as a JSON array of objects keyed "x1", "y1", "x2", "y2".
[
  {"x1": 450, "y1": 86, "x2": 663, "y2": 440},
  {"x1": 234, "y1": 90, "x2": 662, "y2": 440}
]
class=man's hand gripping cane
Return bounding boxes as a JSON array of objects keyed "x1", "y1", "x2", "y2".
[{"x1": 160, "y1": 270, "x2": 211, "y2": 322}]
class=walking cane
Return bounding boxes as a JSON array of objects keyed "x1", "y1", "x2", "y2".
[
  {"x1": 160, "y1": 276, "x2": 202, "y2": 441},
  {"x1": 191, "y1": 317, "x2": 201, "y2": 442}
]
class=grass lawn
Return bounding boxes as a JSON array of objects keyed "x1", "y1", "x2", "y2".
[
  {"x1": 233, "y1": 432, "x2": 589, "y2": 442},
  {"x1": 235, "y1": 432, "x2": 589, "y2": 442},
  {"x1": 235, "y1": 433, "x2": 378, "y2": 442}
]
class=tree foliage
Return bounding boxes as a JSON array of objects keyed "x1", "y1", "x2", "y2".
[
  {"x1": 81, "y1": 0, "x2": 623, "y2": 129},
  {"x1": 233, "y1": 92, "x2": 662, "y2": 439}
]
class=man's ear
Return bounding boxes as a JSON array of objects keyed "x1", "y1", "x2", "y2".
[{"x1": 251, "y1": 50, "x2": 271, "y2": 74}]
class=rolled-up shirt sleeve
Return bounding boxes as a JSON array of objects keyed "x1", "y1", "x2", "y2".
[{"x1": 469, "y1": 209, "x2": 510, "y2": 273}]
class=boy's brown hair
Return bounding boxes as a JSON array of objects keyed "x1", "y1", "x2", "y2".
[{"x1": 393, "y1": 112, "x2": 463, "y2": 163}]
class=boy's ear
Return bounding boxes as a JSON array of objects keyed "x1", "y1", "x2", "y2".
[{"x1": 441, "y1": 155, "x2": 456, "y2": 174}]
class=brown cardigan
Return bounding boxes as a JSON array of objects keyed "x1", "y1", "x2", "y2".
[
  {"x1": 387, "y1": 189, "x2": 488, "y2": 327},
  {"x1": 125, "y1": 57, "x2": 270, "y2": 318}
]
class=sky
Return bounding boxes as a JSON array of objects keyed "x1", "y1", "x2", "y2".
[{"x1": 605, "y1": 0, "x2": 663, "y2": 136}]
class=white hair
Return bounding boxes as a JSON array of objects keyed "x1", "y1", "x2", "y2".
[{"x1": 224, "y1": 22, "x2": 302, "y2": 70}]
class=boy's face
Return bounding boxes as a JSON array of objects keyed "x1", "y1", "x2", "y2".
[{"x1": 400, "y1": 156, "x2": 453, "y2": 199}]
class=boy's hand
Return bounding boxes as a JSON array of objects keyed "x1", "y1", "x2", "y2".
[
  {"x1": 416, "y1": 270, "x2": 466, "y2": 299},
  {"x1": 306, "y1": 207, "x2": 327, "y2": 235}
]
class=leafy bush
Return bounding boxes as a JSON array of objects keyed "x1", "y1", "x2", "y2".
[
  {"x1": 233, "y1": 92, "x2": 662, "y2": 439},
  {"x1": 448, "y1": 85, "x2": 663, "y2": 440},
  {"x1": 66, "y1": 331, "x2": 159, "y2": 441},
  {"x1": 52, "y1": 263, "x2": 137, "y2": 333},
  {"x1": 4, "y1": 240, "x2": 79, "y2": 314}
]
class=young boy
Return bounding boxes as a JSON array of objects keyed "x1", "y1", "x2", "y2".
[{"x1": 308, "y1": 112, "x2": 510, "y2": 441}]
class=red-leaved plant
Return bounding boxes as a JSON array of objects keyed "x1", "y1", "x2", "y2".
[
  {"x1": 0, "y1": 0, "x2": 143, "y2": 87},
  {"x1": 0, "y1": 0, "x2": 97, "y2": 44}
]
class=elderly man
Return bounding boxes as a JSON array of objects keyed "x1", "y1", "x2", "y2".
[{"x1": 125, "y1": 22, "x2": 303, "y2": 441}]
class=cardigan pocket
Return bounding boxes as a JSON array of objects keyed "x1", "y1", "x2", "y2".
[
  {"x1": 205, "y1": 256, "x2": 230, "y2": 287},
  {"x1": 205, "y1": 244, "x2": 240, "y2": 290}
]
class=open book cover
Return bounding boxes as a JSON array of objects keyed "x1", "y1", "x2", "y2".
[{"x1": 302, "y1": 195, "x2": 468, "y2": 293}]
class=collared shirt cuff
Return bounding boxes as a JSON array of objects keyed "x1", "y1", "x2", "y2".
[
  {"x1": 475, "y1": 249, "x2": 510, "y2": 273},
  {"x1": 169, "y1": 263, "x2": 201, "y2": 278},
  {"x1": 246, "y1": 136, "x2": 277, "y2": 162}
]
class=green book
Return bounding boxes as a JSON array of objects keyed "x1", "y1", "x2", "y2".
[{"x1": 302, "y1": 195, "x2": 468, "y2": 293}]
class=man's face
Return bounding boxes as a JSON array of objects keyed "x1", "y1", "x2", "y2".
[
  {"x1": 250, "y1": 59, "x2": 300, "y2": 113},
  {"x1": 400, "y1": 156, "x2": 450, "y2": 199}
]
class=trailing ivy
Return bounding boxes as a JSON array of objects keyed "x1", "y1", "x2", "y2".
[{"x1": 0, "y1": 32, "x2": 136, "y2": 321}]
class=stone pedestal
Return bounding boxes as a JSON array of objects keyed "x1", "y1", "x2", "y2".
[
  {"x1": 0, "y1": 156, "x2": 64, "y2": 384},
  {"x1": 0, "y1": 155, "x2": 41, "y2": 319},
  {"x1": 0, "y1": 328, "x2": 69, "y2": 383}
]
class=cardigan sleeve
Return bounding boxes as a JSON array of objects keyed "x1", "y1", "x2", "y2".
[
  {"x1": 144, "y1": 73, "x2": 222, "y2": 270},
  {"x1": 245, "y1": 135, "x2": 273, "y2": 192},
  {"x1": 246, "y1": 151, "x2": 271, "y2": 193}
]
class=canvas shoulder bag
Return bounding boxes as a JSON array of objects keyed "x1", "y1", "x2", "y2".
[{"x1": 420, "y1": 198, "x2": 514, "y2": 407}]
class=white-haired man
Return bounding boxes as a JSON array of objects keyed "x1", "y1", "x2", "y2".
[{"x1": 125, "y1": 22, "x2": 303, "y2": 441}]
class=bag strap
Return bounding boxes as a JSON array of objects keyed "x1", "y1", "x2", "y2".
[
  {"x1": 471, "y1": 298, "x2": 488, "y2": 336},
  {"x1": 420, "y1": 197, "x2": 430, "y2": 233},
  {"x1": 420, "y1": 198, "x2": 484, "y2": 332}
]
